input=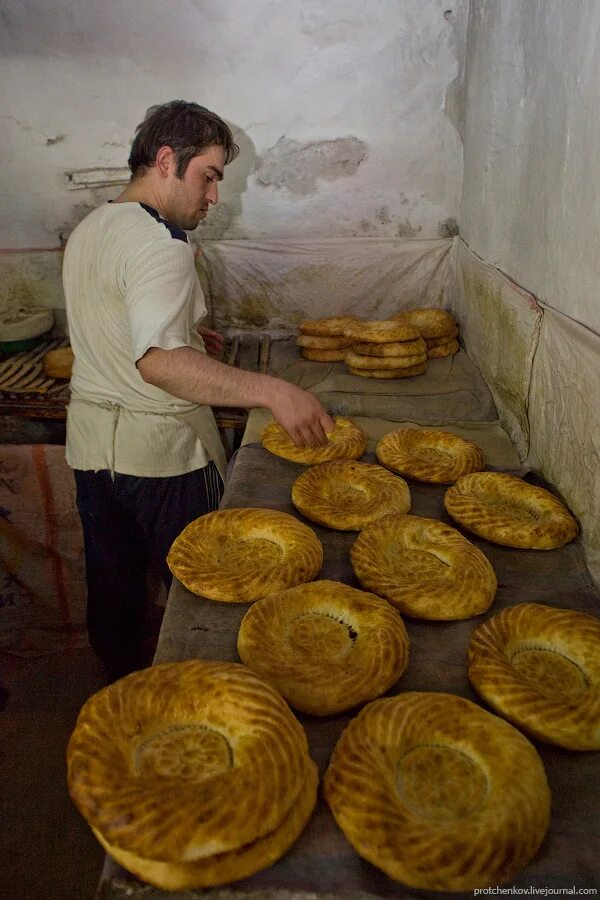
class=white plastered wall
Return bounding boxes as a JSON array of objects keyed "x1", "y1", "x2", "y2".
[
  {"x1": 0, "y1": 0, "x2": 466, "y2": 254},
  {"x1": 459, "y1": 1, "x2": 600, "y2": 582}
]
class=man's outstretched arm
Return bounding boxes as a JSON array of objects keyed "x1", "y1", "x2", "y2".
[{"x1": 137, "y1": 345, "x2": 334, "y2": 448}]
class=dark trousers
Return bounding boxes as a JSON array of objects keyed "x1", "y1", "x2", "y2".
[{"x1": 74, "y1": 463, "x2": 223, "y2": 681}]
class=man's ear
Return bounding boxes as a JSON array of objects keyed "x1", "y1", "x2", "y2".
[{"x1": 155, "y1": 145, "x2": 175, "y2": 178}]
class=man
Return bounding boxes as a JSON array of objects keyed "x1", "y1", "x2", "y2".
[{"x1": 63, "y1": 100, "x2": 333, "y2": 681}]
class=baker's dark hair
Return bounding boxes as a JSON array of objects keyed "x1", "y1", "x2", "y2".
[{"x1": 128, "y1": 100, "x2": 239, "y2": 178}]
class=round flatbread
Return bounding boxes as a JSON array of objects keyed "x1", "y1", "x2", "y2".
[
  {"x1": 376, "y1": 428, "x2": 485, "y2": 483},
  {"x1": 351, "y1": 514, "x2": 496, "y2": 620},
  {"x1": 468, "y1": 603, "x2": 600, "y2": 750},
  {"x1": 444, "y1": 472, "x2": 579, "y2": 549},
  {"x1": 343, "y1": 319, "x2": 420, "y2": 344},
  {"x1": 167, "y1": 508, "x2": 323, "y2": 601},
  {"x1": 238, "y1": 580, "x2": 409, "y2": 715},
  {"x1": 345, "y1": 349, "x2": 427, "y2": 370},
  {"x1": 92, "y1": 764, "x2": 318, "y2": 890},
  {"x1": 427, "y1": 338, "x2": 459, "y2": 359},
  {"x1": 348, "y1": 362, "x2": 426, "y2": 379},
  {"x1": 261, "y1": 416, "x2": 367, "y2": 464},
  {"x1": 396, "y1": 307, "x2": 457, "y2": 339},
  {"x1": 299, "y1": 316, "x2": 359, "y2": 337},
  {"x1": 352, "y1": 337, "x2": 426, "y2": 357},
  {"x1": 67, "y1": 661, "x2": 313, "y2": 866},
  {"x1": 292, "y1": 460, "x2": 410, "y2": 531},
  {"x1": 296, "y1": 334, "x2": 353, "y2": 350},
  {"x1": 323, "y1": 692, "x2": 550, "y2": 891}
]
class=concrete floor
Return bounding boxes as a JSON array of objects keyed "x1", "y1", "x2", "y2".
[{"x1": 1, "y1": 647, "x2": 107, "y2": 900}]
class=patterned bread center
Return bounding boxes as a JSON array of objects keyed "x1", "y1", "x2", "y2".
[
  {"x1": 288, "y1": 612, "x2": 357, "y2": 658},
  {"x1": 396, "y1": 744, "x2": 488, "y2": 823},
  {"x1": 484, "y1": 497, "x2": 539, "y2": 522},
  {"x1": 510, "y1": 646, "x2": 590, "y2": 699},
  {"x1": 218, "y1": 536, "x2": 283, "y2": 570},
  {"x1": 134, "y1": 725, "x2": 233, "y2": 782},
  {"x1": 385, "y1": 545, "x2": 450, "y2": 578},
  {"x1": 325, "y1": 481, "x2": 370, "y2": 505}
]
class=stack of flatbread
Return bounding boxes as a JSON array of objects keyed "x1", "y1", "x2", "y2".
[
  {"x1": 67, "y1": 661, "x2": 318, "y2": 890},
  {"x1": 342, "y1": 318, "x2": 427, "y2": 379},
  {"x1": 396, "y1": 308, "x2": 459, "y2": 359},
  {"x1": 296, "y1": 316, "x2": 357, "y2": 361}
]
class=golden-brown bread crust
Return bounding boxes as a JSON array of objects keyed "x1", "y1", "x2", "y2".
[
  {"x1": 352, "y1": 337, "x2": 426, "y2": 357},
  {"x1": 444, "y1": 472, "x2": 579, "y2": 549},
  {"x1": 296, "y1": 334, "x2": 353, "y2": 349},
  {"x1": 348, "y1": 362, "x2": 426, "y2": 379},
  {"x1": 291, "y1": 460, "x2": 411, "y2": 530},
  {"x1": 343, "y1": 318, "x2": 420, "y2": 343},
  {"x1": 237, "y1": 580, "x2": 409, "y2": 714},
  {"x1": 426, "y1": 325, "x2": 459, "y2": 347},
  {"x1": 376, "y1": 428, "x2": 485, "y2": 483},
  {"x1": 427, "y1": 338, "x2": 459, "y2": 359},
  {"x1": 323, "y1": 692, "x2": 550, "y2": 891},
  {"x1": 351, "y1": 514, "x2": 496, "y2": 620},
  {"x1": 67, "y1": 661, "x2": 312, "y2": 864},
  {"x1": 468, "y1": 603, "x2": 600, "y2": 750},
  {"x1": 91, "y1": 763, "x2": 318, "y2": 890},
  {"x1": 261, "y1": 416, "x2": 367, "y2": 464},
  {"x1": 345, "y1": 349, "x2": 427, "y2": 370},
  {"x1": 167, "y1": 508, "x2": 323, "y2": 601},
  {"x1": 300, "y1": 347, "x2": 348, "y2": 362},
  {"x1": 299, "y1": 316, "x2": 360, "y2": 336},
  {"x1": 42, "y1": 346, "x2": 74, "y2": 379},
  {"x1": 396, "y1": 307, "x2": 457, "y2": 339}
]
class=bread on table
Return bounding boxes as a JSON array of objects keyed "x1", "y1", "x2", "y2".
[
  {"x1": 67, "y1": 660, "x2": 317, "y2": 889},
  {"x1": 343, "y1": 318, "x2": 420, "y2": 344},
  {"x1": 345, "y1": 349, "x2": 427, "y2": 370},
  {"x1": 291, "y1": 459, "x2": 411, "y2": 530},
  {"x1": 167, "y1": 508, "x2": 323, "y2": 601},
  {"x1": 468, "y1": 603, "x2": 600, "y2": 750},
  {"x1": 376, "y1": 428, "x2": 485, "y2": 483},
  {"x1": 261, "y1": 416, "x2": 367, "y2": 464},
  {"x1": 395, "y1": 307, "x2": 457, "y2": 340},
  {"x1": 351, "y1": 513, "x2": 497, "y2": 620},
  {"x1": 323, "y1": 692, "x2": 550, "y2": 891},
  {"x1": 427, "y1": 337, "x2": 459, "y2": 359},
  {"x1": 237, "y1": 579, "x2": 409, "y2": 714},
  {"x1": 444, "y1": 472, "x2": 579, "y2": 549},
  {"x1": 348, "y1": 362, "x2": 426, "y2": 379},
  {"x1": 42, "y1": 346, "x2": 74, "y2": 379},
  {"x1": 298, "y1": 315, "x2": 360, "y2": 337}
]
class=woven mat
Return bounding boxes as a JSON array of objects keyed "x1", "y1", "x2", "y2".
[{"x1": 101, "y1": 445, "x2": 600, "y2": 900}]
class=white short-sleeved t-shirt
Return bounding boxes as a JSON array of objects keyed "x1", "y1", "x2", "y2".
[{"x1": 63, "y1": 201, "x2": 218, "y2": 477}]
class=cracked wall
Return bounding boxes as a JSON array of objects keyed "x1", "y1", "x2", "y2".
[{"x1": 1, "y1": 0, "x2": 467, "y2": 259}]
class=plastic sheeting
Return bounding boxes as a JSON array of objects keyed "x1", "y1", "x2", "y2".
[
  {"x1": 453, "y1": 239, "x2": 543, "y2": 459},
  {"x1": 529, "y1": 308, "x2": 600, "y2": 583},
  {"x1": 200, "y1": 238, "x2": 456, "y2": 334}
]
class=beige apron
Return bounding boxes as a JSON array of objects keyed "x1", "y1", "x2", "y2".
[{"x1": 68, "y1": 397, "x2": 228, "y2": 482}]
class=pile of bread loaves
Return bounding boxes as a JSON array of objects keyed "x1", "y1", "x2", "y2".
[
  {"x1": 67, "y1": 418, "x2": 595, "y2": 894},
  {"x1": 296, "y1": 307, "x2": 459, "y2": 378}
]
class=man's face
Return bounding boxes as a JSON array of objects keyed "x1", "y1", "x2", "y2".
[{"x1": 164, "y1": 145, "x2": 226, "y2": 230}]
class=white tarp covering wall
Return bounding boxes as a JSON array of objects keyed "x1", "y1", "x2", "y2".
[
  {"x1": 459, "y1": 1, "x2": 600, "y2": 583},
  {"x1": 201, "y1": 238, "x2": 455, "y2": 334},
  {"x1": 453, "y1": 240, "x2": 542, "y2": 461}
]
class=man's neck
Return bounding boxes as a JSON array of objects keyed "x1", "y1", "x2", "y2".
[{"x1": 114, "y1": 178, "x2": 165, "y2": 218}]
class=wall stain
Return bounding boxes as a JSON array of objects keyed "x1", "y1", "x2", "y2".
[
  {"x1": 439, "y1": 217, "x2": 459, "y2": 237},
  {"x1": 396, "y1": 220, "x2": 423, "y2": 238},
  {"x1": 255, "y1": 136, "x2": 367, "y2": 194}
]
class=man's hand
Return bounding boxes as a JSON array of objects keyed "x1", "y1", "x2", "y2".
[
  {"x1": 268, "y1": 382, "x2": 335, "y2": 448},
  {"x1": 196, "y1": 324, "x2": 224, "y2": 358}
]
